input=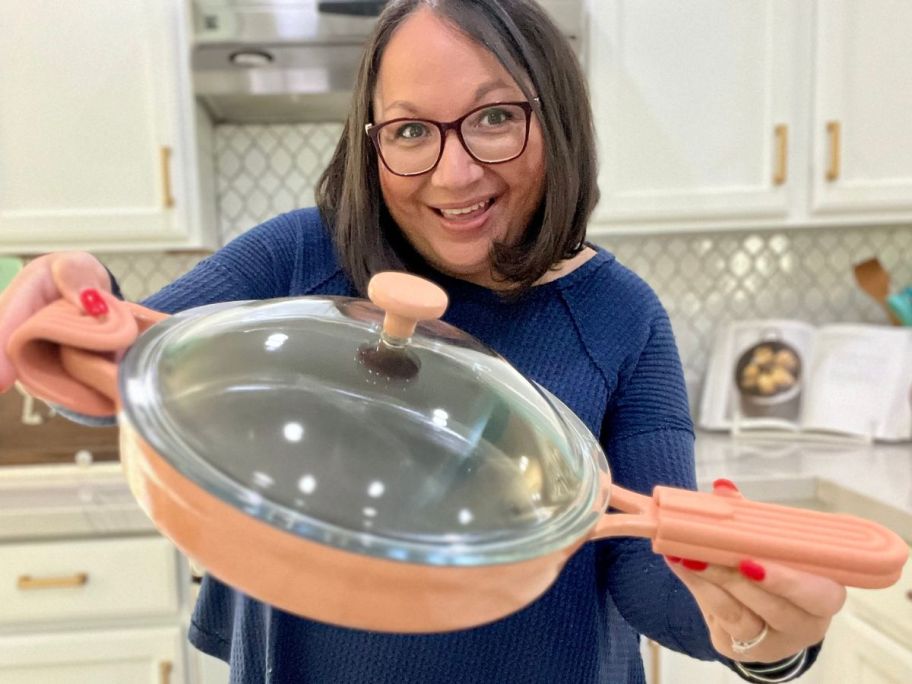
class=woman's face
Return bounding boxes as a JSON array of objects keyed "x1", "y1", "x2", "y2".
[{"x1": 372, "y1": 8, "x2": 546, "y2": 287}]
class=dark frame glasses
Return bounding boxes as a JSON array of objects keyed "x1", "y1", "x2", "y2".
[{"x1": 365, "y1": 98, "x2": 540, "y2": 177}]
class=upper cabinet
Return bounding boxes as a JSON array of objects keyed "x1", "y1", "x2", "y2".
[
  {"x1": 0, "y1": 0, "x2": 217, "y2": 253},
  {"x1": 811, "y1": 0, "x2": 912, "y2": 217},
  {"x1": 588, "y1": 0, "x2": 912, "y2": 233}
]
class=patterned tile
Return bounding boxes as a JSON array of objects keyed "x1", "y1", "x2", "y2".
[
  {"x1": 102, "y1": 124, "x2": 912, "y2": 413},
  {"x1": 595, "y1": 225, "x2": 912, "y2": 404},
  {"x1": 216, "y1": 123, "x2": 344, "y2": 242}
]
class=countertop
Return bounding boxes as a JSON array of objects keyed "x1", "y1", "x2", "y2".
[
  {"x1": 692, "y1": 431, "x2": 912, "y2": 540},
  {"x1": 1, "y1": 430, "x2": 910, "y2": 543}
]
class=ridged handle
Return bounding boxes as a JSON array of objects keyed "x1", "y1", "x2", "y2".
[{"x1": 367, "y1": 272, "x2": 448, "y2": 341}]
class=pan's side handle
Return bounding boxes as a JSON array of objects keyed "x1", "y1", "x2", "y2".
[{"x1": 590, "y1": 485, "x2": 658, "y2": 541}]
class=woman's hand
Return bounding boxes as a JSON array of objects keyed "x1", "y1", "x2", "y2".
[
  {"x1": 0, "y1": 251, "x2": 109, "y2": 392},
  {"x1": 665, "y1": 479, "x2": 847, "y2": 663}
]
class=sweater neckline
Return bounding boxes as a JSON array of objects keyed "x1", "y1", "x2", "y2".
[{"x1": 422, "y1": 244, "x2": 613, "y2": 304}]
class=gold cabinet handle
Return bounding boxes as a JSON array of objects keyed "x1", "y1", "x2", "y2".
[
  {"x1": 826, "y1": 121, "x2": 841, "y2": 181},
  {"x1": 773, "y1": 124, "x2": 788, "y2": 185},
  {"x1": 648, "y1": 640, "x2": 661, "y2": 684},
  {"x1": 159, "y1": 660, "x2": 173, "y2": 684},
  {"x1": 161, "y1": 146, "x2": 175, "y2": 208},
  {"x1": 17, "y1": 572, "x2": 88, "y2": 590}
]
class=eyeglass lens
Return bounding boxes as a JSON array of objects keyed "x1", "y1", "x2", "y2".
[{"x1": 376, "y1": 104, "x2": 528, "y2": 175}]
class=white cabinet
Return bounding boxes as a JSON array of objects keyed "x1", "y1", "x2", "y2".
[
  {"x1": 639, "y1": 639, "x2": 814, "y2": 684},
  {"x1": 589, "y1": 1, "x2": 800, "y2": 227},
  {"x1": 0, "y1": 627, "x2": 183, "y2": 684},
  {"x1": 0, "y1": 536, "x2": 179, "y2": 626},
  {"x1": 641, "y1": 639, "x2": 747, "y2": 684},
  {"x1": 0, "y1": 535, "x2": 192, "y2": 683},
  {"x1": 0, "y1": 0, "x2": 216, "y2": 253},
  {"x1": 818, "y1": 544, "x2": 912, "y2": 683},
  {"x1": 588, "y1": 0, "x2": 912, "y2": 233},
  {"x1": 810, "y1": 0, "x2": 912, "y2": 217},
  {"x1": 818, "y1": 612, "x2": 912, "y2": 683}
]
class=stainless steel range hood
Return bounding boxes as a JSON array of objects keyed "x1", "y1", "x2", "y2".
[
  {"x1": 191, "y1": 0, "x2": 585, "y2": 125},
  {"x1": 192, "y1": 1, "x2": 384, "y2": 123}
]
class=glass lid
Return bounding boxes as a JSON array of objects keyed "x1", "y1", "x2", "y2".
[{"x1": 119, "y1": 274, "x2": 604, "y2": 566}]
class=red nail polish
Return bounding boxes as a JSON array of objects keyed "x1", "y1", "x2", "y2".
[
  {"x1": 665, "y1": 556, "x2": 682, "y2": 564},
  {"x1": 80, "y1": 288, "x2": 108, "y2": 317},
  {"x1": 681, "y1": 559, "x2": 709, "y2": 571},
  {"x1": 713, "y1": 478, "x2": 739, "y2": 492},
  {"x1": 740, "y1": 559, "x2": 766, "y2": 582}
]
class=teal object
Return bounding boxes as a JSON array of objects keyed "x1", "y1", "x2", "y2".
[
  {"x1": 0, "y1": 256, "x2": 23, "y2": 293},
  {"x1": 887, "y1": 287, "x2": 912, "y2": 326}
]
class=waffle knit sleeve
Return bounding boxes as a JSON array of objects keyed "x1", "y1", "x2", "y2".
[{"x1": 141, "y1": 209, "x2": 327, "y2": 313}]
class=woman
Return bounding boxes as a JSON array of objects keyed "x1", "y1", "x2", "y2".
[{"x1": 0, "y1": 1, "x2": 843, "y2": 682}]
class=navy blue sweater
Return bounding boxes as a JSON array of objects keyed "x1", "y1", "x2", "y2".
[{"x1": 143, "y1": 208, "x2": 744, "y2": 683}]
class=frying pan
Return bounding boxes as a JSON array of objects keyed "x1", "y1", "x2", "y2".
[{"x1": 6, "y1": 273, "x2": 908, "y2": 633}]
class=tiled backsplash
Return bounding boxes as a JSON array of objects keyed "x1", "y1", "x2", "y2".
[
  {"x1": 103, "y1": 124, "x2": 912, "y2": 412},
  {"x1": 599, "y1": 226, "x2": 912, "y2": 404}
]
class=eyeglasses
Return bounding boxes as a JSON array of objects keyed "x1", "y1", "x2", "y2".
[{"x1": 365, "y1": 99, "x2": 540, "y2": 177}]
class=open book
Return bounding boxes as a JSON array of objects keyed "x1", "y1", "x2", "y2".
[{"x1": 699, "y1": 320, "x2": 912, "y2": 442}]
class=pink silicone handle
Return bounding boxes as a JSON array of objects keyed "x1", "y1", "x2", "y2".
[
  {"x1": 6, "y1": 291, "x2": 168, "y2": 416},
  {"x1": 367, "y1": 272, "x2": 448, "y2": 340},
  {"x1": 593, "y1": 484, "x2": 908, "y2": 589}
]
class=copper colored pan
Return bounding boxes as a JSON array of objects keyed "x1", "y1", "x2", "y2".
[{"x1": 6, "y1": 274, "x2": 909, "y2": 633}]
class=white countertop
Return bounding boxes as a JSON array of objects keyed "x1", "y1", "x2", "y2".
[
  {"x1": 693, "y1": 430, "x2": 912, "y2": 541},
  {"x1": 0, "y1": 462, "x2": 154, "y2": 541},
  {"x1": 694, "y1": 431, "x2": 912, "y2": 507},
  {"x1": 1, "y1": 431, "x2": 910, "y2": 543}
]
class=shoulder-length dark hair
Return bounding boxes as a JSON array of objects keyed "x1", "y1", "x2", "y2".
[{"x1": 315, "y1": 0, "x2": 599, "y2": 295}]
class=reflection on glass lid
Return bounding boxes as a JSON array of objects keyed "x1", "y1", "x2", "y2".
[{"x1": 120, "y1": 297, "x2": 602, "y2": 566}]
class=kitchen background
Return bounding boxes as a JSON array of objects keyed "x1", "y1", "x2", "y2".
[
  {"x1": 3, "y1": 0, "x2": 912, "y2": 413},
  {"x1": 3, "y1": 2, "x2": 912, "y2": 682},
  {"x1": 100, "y1": 122, "x2": 912, "y2": 409}
]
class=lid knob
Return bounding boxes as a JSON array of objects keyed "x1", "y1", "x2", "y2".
[{"x1": 367, "y1": 272, "x2": 448, "y2": 341}]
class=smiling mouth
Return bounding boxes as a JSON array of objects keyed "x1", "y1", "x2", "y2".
[{"x1": 433, "y1": 198, "x2": 495, "y2": 220}]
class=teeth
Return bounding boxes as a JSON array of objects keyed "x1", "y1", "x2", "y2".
[{"x1": 440, "y1": 200, "x2": 488, "y2": 217}]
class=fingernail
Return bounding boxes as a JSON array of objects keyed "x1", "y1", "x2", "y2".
[
  {"x1": 740, "y1": 559, "x2": 766, "y2": 582},
  {"x1": 80, "y1": 288, "x2": 108, "y2": 317},
  {"x1": 665, "y1": 556, "x2": 682, "y2": 564},
  {"x1": 681, "y1": 559, "x2": 709, "y2": 571},
  {"x1": 713, "y1": 478, "x2": 739, "y2": 492}
]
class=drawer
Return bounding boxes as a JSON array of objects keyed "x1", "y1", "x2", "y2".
[{"x1": 0, "y1": 536, "x2": 178, "y2": 626}]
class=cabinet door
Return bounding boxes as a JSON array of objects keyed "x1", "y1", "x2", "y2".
[
  {"x1": 641, "y1": 639, "x2": 768, "y2": 684},
  {"x1": 0, "y1": 0, "x2": 211, "y2": 252},
  {"x1": 589, "y1": 0, "x2": 801, "y2": 229},
  {"x1": 811, "y1": 0, "x2": 912, "y2": 217},
  {"x1": 0, "y1": 627, "x2": 184, "y2": 684},
  {"x1": 820, "y1": 611, "x2": 912, "y2": 683},
  {"x1": 193, "y1": 648, "x2": 231, "y2": 684}
]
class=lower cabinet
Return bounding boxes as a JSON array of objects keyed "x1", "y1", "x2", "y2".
[
  {"x1": 193, "y1": 649, "x2": 231, "y2": 684},
  {"x1": 0, "y1": 534, "x2": 194, "y2": 682},
  {"x1": 819, "y1": 610, "x2": 912, "y2": 683},
  {"x1": 641, "y1": 639, "x2": 754, "y2": 684},
  {"x1": 0, "y1": 627, "x2": 183, "y2": 684}
]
